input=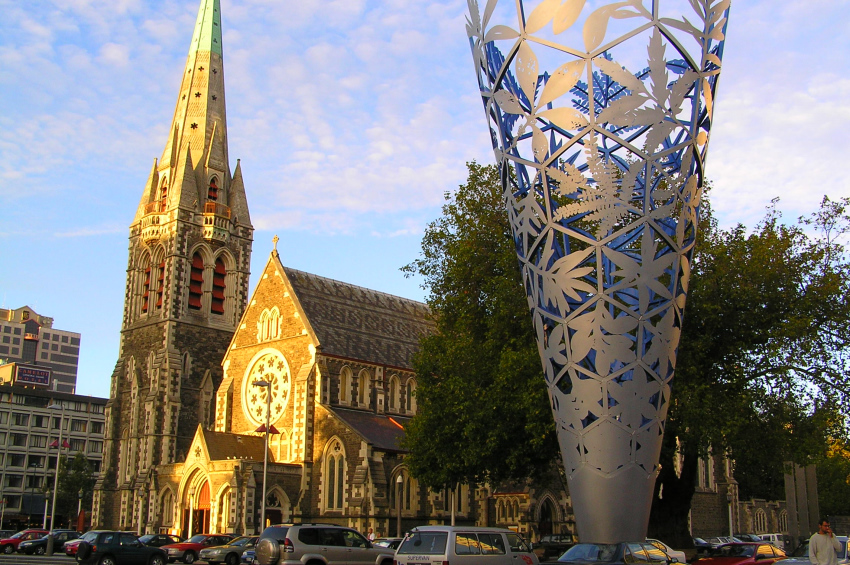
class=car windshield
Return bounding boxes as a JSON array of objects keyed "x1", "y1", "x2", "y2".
[
  {"x1": 560, "y1": 544, "x2": 620, "y2": 562},
  {"x1": 9, "y1": 532, "x2": 25, "y2": 539},
  {"x1": 81, "y1": 531, "x2": 100, "y2": 542},
  {"x1": 188, "y1": 535, "x2": 207, "y2": 543},
  {"x1": 398, "y1": 532, "x2": 448, "y2": 555},
  {"x1": 228, "y1": 537, "x2": 251, "y2": 546},
  {"x1": 715, "y1": 545, "x2": 755, "y2": 558},
  {"x1": 139, "y1": 535, "x2": 154, "y2": 542}
]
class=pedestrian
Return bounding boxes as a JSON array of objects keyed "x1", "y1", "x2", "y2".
[
  {"x1": 810, "y1": 518, "x2": 841, "y2": 565},
  {"x1": 367, "y1": 527, "x2": 376, "y2": 541}
]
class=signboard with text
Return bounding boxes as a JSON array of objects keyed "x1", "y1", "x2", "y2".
[{"x1": 15, "y1": 365, "x2": 51, "y2": 386}]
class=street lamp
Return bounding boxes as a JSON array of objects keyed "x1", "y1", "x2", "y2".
[
  {"x1": 395, "y1": 475, "x2": 403, "y2": 537},
  {"x1": 46, "y1": 402, "x2": 66, "y2": 556},
  {"x1": 42, "y1": 489, "x2": 50, "y2": 529},
  {"x1": 77, "y1": 489, "x2": 83, "y2": 530},
  {"x1": 0, "y1": 493, "x2": 6, "y2": 531},
  {"x1": 188, "y1": 486, "x2": 196, "y2": 539},
  {"x1": 727, "y1": 490, "x2": 734, "y2": 538},
  {"x1": 253, "y1": 379, "x2": 272, "y2": 533}
]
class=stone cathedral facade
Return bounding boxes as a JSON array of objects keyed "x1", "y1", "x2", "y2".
[{"x1": 93, "y1": 0, "x2": 580, "y2": 540}]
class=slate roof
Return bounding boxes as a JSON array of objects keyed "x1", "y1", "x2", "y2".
[
  {"x1": 283, "y1": 266, "x2": 434, "y2": 369},
  {"x1": 202, "y1": 429, "x2": 269, "y2": 461},
  {"x1": 328, "y1": 407, "x2": 411, "y2": 452}
]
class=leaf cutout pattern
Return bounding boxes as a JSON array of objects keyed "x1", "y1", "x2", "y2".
[{"x1": 465, "y1": 0, "x2": 731, "y2": 490}]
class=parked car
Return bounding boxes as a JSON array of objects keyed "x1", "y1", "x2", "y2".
[
  {"x1": 393, "y1": 525, "x2": 539, "y2": 565},
  {"x1": 694, "y1": 538, "x2": 713, "y2": 557},
  {"x1": 647, "y1": 539, "x2": 686, "y2": 563},
  {"x1": 0, "y1": 529, "x2": 49, "y2": 554},
  {"x1": 557, "y1": 542, "x2": 674, "y2": 565},
  {"x1": 162, "y1": 533, "x2": 234, "y2": 563},
  {"x1": 17, "y1": 529, "x2": 80, "y2": 554},
  {"x1": 781, "y1": 536, "x2": 849, "y2": 565},
  {"x1": 735, "y1": 536, "x2": 764, "y2": 544},
  {"x1": 693, "y1": 542, "x2": 785, "y2": 565},
  {"x1": 373, "y1": 537, "x2": 404, "y2": 550},
  {"x1": 66, "y1": 530, "x2": 104, "y2": 557},
  {"x1": 760, "y1": 535, "x2": 788, "y2": 551},
  {"x1": 535, "y1": 534, "x2": 577, "y2": 561},
  {"x1": 141, "y1": 533, "x2": 185, "y2": 547},
  {"x1": 253, "y1": 523, "x2": 395, "y2": 565},
  {"x1": 200, "y1": 536, "x2": 257, "y2": 565},
  {"x1": 76, "y1": 531, "x2": 167, "y2": 565},
  {"x1": 706, "y1": 538, "x2": 743, "y2": 548},
  {"x1": 243, "y1": 547, "x2": 255, "y2": 564}
]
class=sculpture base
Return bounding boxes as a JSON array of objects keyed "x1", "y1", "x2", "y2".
[{"x1": 568, "y1": 466, "x2": 657, "y2": 543}]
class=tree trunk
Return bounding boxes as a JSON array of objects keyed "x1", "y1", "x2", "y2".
[{"x1": 648, "y1": 433, "x2": 699, "y2": 551}]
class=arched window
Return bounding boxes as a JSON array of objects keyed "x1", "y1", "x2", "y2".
[
  {"x1": 158, "y1": 180, "x2": 168, "y2": 212},
  {"x1": 406, "y1": 379, "x2": 417, "y2": 413},
  {"x1": 325, "y1": 439, "x2": 346, "y2": 510},
  {"x1": 754, "y1": 509, "x2": 768, "y2": 533},
  {"x1": 404, "y1": 476, "x2": 412, "y2": 510},
  {"x1": 211, "y1": 257, "x2": 226, "y2": 315},
  {"x1": 160, "y1": 489, "x2": 174, "y2": 528},
  {"x1": 154, "y1": 256, "x2": 166, "y2": 311},
  {"x1": 140, "y1": 253, "x2": 152, "y2": 314},
  {"x1": 257, "y1": 308, "x2": 281, "y2": 341},
  {"x1": 188, "y1": 252, "x2": 204, "y2": 311},
  {"x1": 778, "y1": 510, "x2": 787, "y2": 532},
  {"x1": 388, "y1": 376, "x2": 399, "y2": 411},
  {"x1": 208, "y1": 177, "x2": 219, "y2": 201},
  {"x1": 339, "y1": 368, "x2": 351, "y2": 404},
  {"x1": 358, "y1": 371, "x2": 370, "y2": 407}
]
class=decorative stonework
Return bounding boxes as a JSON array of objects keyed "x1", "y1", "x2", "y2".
[{"x1": 242, "y1": 349, "x2": 291, "y2": 426}]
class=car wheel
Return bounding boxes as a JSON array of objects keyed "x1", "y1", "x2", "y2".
[
  {"x1": 2, "y1": 545, "x2": 12, "y2": 554},
  {"x1": 99, "y1": 556, "x2": 117, "y2": 565},
  {"x1": 184, "y1": 551, "x2": 197, "y2": 564},
  {"x1": 35, "y1": 546, "x2": 46, "y2": 555},
  {"x1": 226, "y1": 553, "x2": 240, "y2": 565},
  {"x1": 150, "y1": 555, "x2": 166, "y2": 565}
]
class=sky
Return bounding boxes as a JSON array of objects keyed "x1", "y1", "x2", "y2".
[{"x1": 1, "y1": 0, "x2": 849, "y2": 399}]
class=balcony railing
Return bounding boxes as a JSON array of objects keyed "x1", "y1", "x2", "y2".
[{"x1": 204, "y1": 201, "x2": 231, "y2": 218}]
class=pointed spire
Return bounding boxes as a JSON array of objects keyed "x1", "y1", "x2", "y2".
[
  {"x1": 228, "y1": 159, "x2": 252, "y2": 228},
  {"x1": 133, "y1": 159, "x2": 159, "y2": 224},
  {"x1": 176, "y1": 145, "x2": 199, "y2": 211},
  {"x1": 189, "y1": 0, "x2": 223, "y2": 57}
]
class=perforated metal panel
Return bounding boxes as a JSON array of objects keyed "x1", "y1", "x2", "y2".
[{"x1": 465, "y1": 0, "x2": 730, "y2": 542}]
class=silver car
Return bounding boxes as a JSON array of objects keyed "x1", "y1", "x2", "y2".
[
  {"x1": 782, "y1": 536, "x2": 849, "y2": 565},
  {"x1": 253, "y1": 524, "x2": 395, "y2": 565}
]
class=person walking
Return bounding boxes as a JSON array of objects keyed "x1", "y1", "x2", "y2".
[{"x1": 810, "y1": 519, "x2": 841, "y2": 565}]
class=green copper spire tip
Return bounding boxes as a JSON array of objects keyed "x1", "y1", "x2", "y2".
[{"x1": 188, "y1": 0, "x2": 223, "y2": 56}]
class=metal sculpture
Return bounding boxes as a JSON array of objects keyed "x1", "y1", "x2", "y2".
[{"x1": 465, "y1": 0, "x2": 730, "y2": 542}]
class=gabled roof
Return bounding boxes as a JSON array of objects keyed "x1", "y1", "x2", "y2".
[
  {"x1": 200, "y1": 428, "x2": 268, "y2": 461},
  {"x1": 328, "y1": 407, "x2": 411, "y2": 452},
  {"x1": 281, "y1": 264, "x2": 434, "y2": 369}
]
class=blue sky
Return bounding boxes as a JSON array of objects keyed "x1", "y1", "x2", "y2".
[{"x1": 1, "y1": 0, "x2": 848, "y2": 398}]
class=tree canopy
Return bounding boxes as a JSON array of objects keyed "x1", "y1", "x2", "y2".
[
  {"x1": 403, "y1": 161, "x2": 850, "y2": 540},
  {"x1": 52, "y1": 452, "x2": 96, "y2": 528}
]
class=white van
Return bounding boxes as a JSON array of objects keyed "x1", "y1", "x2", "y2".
[
  {"x1": 395, "y1": 526, "x2": 539, "y2": 565},
  {"x1": 761, "y1": 534, "x2": 786, "y2": 551}
]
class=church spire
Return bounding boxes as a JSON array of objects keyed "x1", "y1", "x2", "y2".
[{"x1": 145, "y1": 0, "x2": 234, "y2": 220}]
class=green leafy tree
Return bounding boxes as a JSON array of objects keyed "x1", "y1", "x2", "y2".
[
  {"x1": 401, "y1": 162, "x2": 558, "y2": 489},
  {"x1": 817, "y1": 441, "x2": 850, "y2": 516},
  {"x1": 51, "y1": 452, "x2": 95, "y2": 529}
]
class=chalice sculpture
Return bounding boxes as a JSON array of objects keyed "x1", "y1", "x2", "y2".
[{"x1": 465, "y1": 0, "x2": 730, "y2": 542}]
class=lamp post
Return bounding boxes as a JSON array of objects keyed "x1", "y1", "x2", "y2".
[
  {"x1": 727, "y1": 491, "x2": 734, "y2": 538},
  {"x1": 46, "y1": 402, "x2": 65, "y2": 555},
  {"x1": 188, "y1": 486, "x2": 196, "y2": 539},
  {"x1": 395, "y1": 475, "x2": 403, "y2": 537},
  {"x1": 253, "y1": 379, "x2": 272, "y2": 533},
  {"x1": 42, "y1": 489, "x2": 50, "y2": 529},
  {"x1": 0, "y1": 494, "x2": 5, "y2": 531},
  {"x1": 77, "y1": 489, "x2": 83, "y2": 529}
]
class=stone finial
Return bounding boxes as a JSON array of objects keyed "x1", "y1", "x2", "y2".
[{"x1": 272, "y1": 235, "x2": 279, "y2": 251}]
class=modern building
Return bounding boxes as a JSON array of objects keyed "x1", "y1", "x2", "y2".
[
  {"x1": 0, "y1": 306, "x2": 81, "y2": 393},
  {"x1": 0, "y1": 384, "x2": 107, "y2": 530}
]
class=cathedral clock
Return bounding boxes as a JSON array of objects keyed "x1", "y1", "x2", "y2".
[{"x1": 242, "y1": 349, "x2": 291, "y2": 426}]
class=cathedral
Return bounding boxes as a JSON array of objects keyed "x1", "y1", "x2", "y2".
[{"x1": 93, "y1": 0, "x2": 577, "y2": 541}]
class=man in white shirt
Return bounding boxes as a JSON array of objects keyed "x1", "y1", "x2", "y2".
[{"x1": 810, "y1": 519, "x2": 841, "y2": 565}]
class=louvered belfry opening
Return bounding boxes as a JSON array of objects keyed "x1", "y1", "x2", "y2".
[
  {"x1": 159, "y1": 182, "x2": 168, "y2": 212},
  {"x1": 189, "y1": 253, "x2": 204, "y2": 311},
  {"x1": 211, "y1": 258, "x2": 226, "y2": 315},
  {"x1": 208, "y1": 177, "x2": 219, "y2": 201},
  {"x1": 142, "y1": 262, "x2": 151, "y2": 313},
  {"x1": 155, "y1": 259, "x2": 166, "y2": 310}
]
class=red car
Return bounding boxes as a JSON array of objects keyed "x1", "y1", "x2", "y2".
[
  {"x1": 162, "y1": 534, "x2": 234, "y2": 564},
  {"x1": 0, "y1": 529, "x2": 49, "y2": 554},
  {"x1": 697, "y1": 543, "x2": 787, "y2": 565},
  {"x1": 66, "y1": 530, "x2": 112, "y2": 557}
]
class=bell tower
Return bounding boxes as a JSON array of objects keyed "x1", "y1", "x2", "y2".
[{"x1": 94, "y1": 0, "x2": 253, "y2": 531}]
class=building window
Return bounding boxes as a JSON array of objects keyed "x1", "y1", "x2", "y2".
[
  {"x1": 70, "y1": 419, "x2": 87, "y2": 432},
  {"x1": 30, "y1": 435, "x2": 47, "y2": 448},
  {"x1": 339, "y1": 368, "x2": 351, "y2": 404},
  {"x1": 325, "y1": 440, "x2": 346, "y2": 510},
  {"x1": 257, "y1": 308, "x2": 281, "y2": 341},
  {"x1": 91, "y1": 404, "x2": 105, "y2": 415},
  {"x1": 189, "y1": 253, "x2": 204, "y2": 311},
  {"x1": 155, "y1": 258, "x2": 165, "y2": 310},
  {"x1": 12, "y1": 413, "x2": 29, "y2": 427},
  {"x1": 0, "y1": 412, "x2": 7, "y2": 424},
  {"x1": 88, "y1": 441, "x2": 103, "y2": 454},
  {"x1": 158, "y1": 180, "x2": 168, "y2": 212},
  {"x1": 358, "y1": 371, "x2": 370, "y2": 407},
  {"x1": 208, "y1": 177, "x2": 219, "y2": 201},
  {"x1": 11, "y1": 433, "x2": 27, "y2": 447},
  {"x1": 388, "y1": 376, "x2": 399, "y2": 411},
  {"x1": 754, "y1": 509, "x2": 768, "y2": 533},
  {"x1": 406, "y1": 379, "x2": 417, "y2": 413},
  {"x1": 70, "y1": 439, "x2": 86, "y2": 452},
  {"x1": 9, "y1": 454, "x2": 25, "y2": 467},
  {"x1": 141, "y1": 254, "x2": 152, "y2": 314},
  {"x1": 91, "y1": 422, "x2": 104, "y2": 434},
  {"x1": 5, "y1": 475, "x2": 22, "y2": 488},
  {"x1": 211, "y1": 258, "x2": 226, "y2": 315},
  {"x1": 26, "y1": 475, "x2": 42, "y2": 489}
]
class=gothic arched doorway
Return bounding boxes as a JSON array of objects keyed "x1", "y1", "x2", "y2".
[
  {"x1": 181, "y1": 481, "x2": 211, "y2": 538},
  {"x1": 539, "y1": 498, "x2": 556, "y2": 537}
]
